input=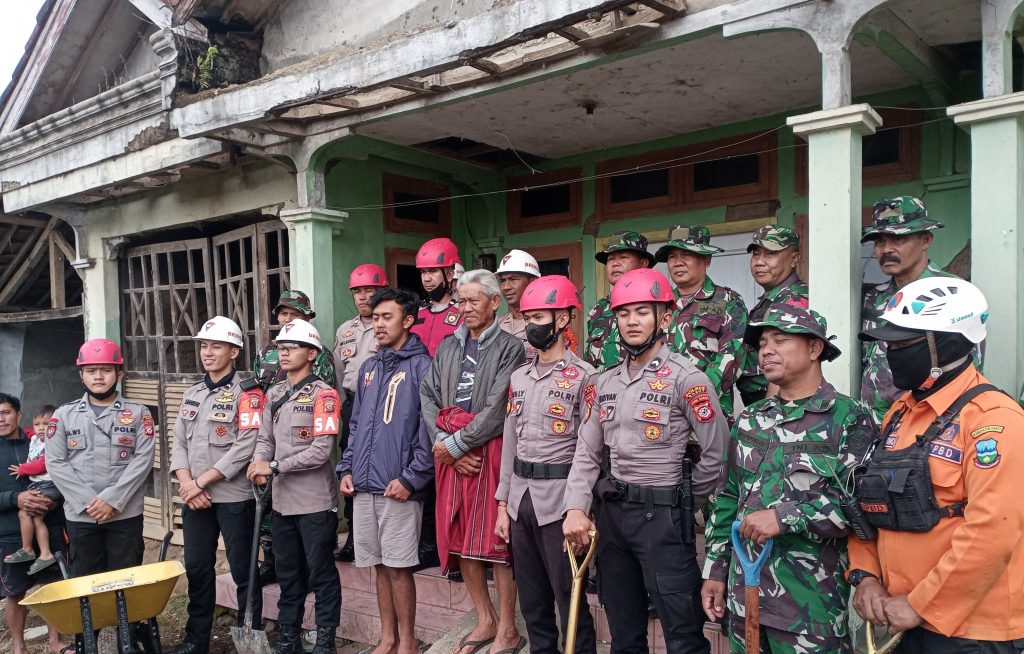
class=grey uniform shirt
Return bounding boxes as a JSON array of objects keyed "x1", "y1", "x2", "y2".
[
  {"x1": 496, "y1": 352, "x2": 596, "y2": 526},
  {"x1": 253, "y1": 378, "x2": 340, "y2": 516},
  {"x1": 498, "y1": 313, "x2": 529, "y2": 349},
  {"x1": 563, "y1": 343, "x2": 729, "y2": 515},
  {"x1": 333, "y1": 316, "x2": 377, "y2": 395},
  {"x1": 46, "y1": 394, "x2": 156, "y2": 523},
  {"x1": 169, "y1": 373, "x2": 262, "y2": 504}
]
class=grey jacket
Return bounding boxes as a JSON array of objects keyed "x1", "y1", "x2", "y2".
[{"x1": 420, "y1": 319, "x2": 526, "y2": 457}]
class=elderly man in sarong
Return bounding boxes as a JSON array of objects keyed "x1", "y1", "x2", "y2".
[{"x1": 420, "y1": 268, "x2": 527, "y2": 654}]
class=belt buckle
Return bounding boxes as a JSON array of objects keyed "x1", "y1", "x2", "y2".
[{"x1": 522, "y1": 461, "x2": 534, "y2": 478}]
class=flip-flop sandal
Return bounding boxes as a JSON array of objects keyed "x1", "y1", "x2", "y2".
[
  {"x1": 28, "y1": 557, "x2": 56, "y2": 575},
  {"x1": 455, "y1": 634, "x2": 495, "y2": 654},
  {"x1": 488, "y1": 636, "x2": 527, "y2": 654},
  {"x1": 3, "y1": 548, "x2": 37, "y2": 564}
]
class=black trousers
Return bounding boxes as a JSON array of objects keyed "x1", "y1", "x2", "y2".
[
  {"x1": 340, "y1": 392, "x2": 354, "y2": 535},
  {"x1": 597, "y1": 500, "x2": 708, "y2": 654},
  {"x1": 895, "y1": 628, "x2": 1024, "y2": 654},
  {"x1": 272, "y1": 509, "x2": 341, "y2": 628},
  {"x1": 67, "y1": 515, "x2": 144, "y2": 577},
  {"x1": 182, "y1": 500, "x2": 261, "y2": 649},
  {"x1": 511, "y1": 490, "x2": 596, "y2": 654}
]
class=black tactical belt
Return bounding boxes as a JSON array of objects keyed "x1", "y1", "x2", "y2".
[
  {"x1": 606, "y1": 476, "x2": 684, "y2": 506},
  {"x1": 513, "y1": 458, "x2": 571, "y2": 480}
]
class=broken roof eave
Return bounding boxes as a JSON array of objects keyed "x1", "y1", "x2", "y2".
[{"x1": 168, "y1": 0, "x2": 811, "y2": 141}]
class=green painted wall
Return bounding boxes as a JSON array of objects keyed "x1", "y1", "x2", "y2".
[{"x1": 322, "y1": 85, "x2": 977, "y2": 311}]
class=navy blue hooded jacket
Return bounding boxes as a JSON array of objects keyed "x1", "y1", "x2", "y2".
[{"x1": 337, "y1": 333, "x2": 434, "y2": 498}]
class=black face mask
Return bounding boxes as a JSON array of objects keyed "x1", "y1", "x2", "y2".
[
  {"x1": 886, "y1": 331, "x2": 974, "y2": 391},
  {"x1": 526, "y1": 321, "x2": 559, "y2": 351},
  {"x1": 84, "y1": 383, "x2": 118, "y2": 402},
  {"x1": 886, "y1": 339, "x2": 932, "y2": 391},
  {"x1": 426, "y1": 272, "x2": 452, "y2": 304}
]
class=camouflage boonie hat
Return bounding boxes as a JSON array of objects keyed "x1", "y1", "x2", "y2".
[
  {"x1": 747, "y1": 225, "x2": 800, "y2": 253},
  {"x1": 596, "y1": 231, "x2": 656, "y2": 267},
  {"x1": 860, "y1": 196, "x2": 944, "y2": 243},
  {"x1": 655, "y1": 224, "x2": 723, "y2": 261},
  {"x1": 273, "y1": 289, "x2": 316, "y2": 319},
  {"x1": 744, "y1": 305, "x2": 841, "y2": 362}
]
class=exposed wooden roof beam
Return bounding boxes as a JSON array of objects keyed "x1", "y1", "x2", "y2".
[{"x1": 0, "y1": 217, "x2": 58, "y2": 306}]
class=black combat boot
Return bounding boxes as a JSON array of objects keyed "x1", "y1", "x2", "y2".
[
  {"x1": 271, "y1": 625, "x2": 303, "y2": 654},
  {"x1": 333, "y1": 533, "x2": 354, "y2": 562},
  {"x1": 312, "y1": 627, "x2": 337, "y2": 654}
]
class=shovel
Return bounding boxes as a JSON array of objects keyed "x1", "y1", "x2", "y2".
[
  {"x1": 231, "y1": 481, "x2": 273, "y2": 654},
  {"x1": 731, "y1": 520, "x2": 773, "y2": 654},
  {"x1": 564, "y1": 529, "x2": 598, "y2": 654}
]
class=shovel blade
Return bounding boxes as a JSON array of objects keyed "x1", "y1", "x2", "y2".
[{"x1": 230, "y1": 625, "x2": 273, "y2": 654}]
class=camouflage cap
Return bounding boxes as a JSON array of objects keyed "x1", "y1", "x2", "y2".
[
  {"x1": 654, "y1": 224, "x2": 723, "y2": 261},
  {"x1": 743, "y1": 304, "x2": 841, "y2": 362},
  {"x1": 746, "y1": 225, "x2": 800, "y2": 253},
  {"x1": 596, "y1": 231, "x2": 656, "y2": 266},
  {"x1": 860, "y1": 196, "x2": 944, "y2": 243},
  {"x1": 273, "y1": 289, "x2": 316, "y2": 319}
]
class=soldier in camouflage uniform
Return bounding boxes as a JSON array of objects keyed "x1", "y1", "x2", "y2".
[
  {"x1": 253, "y1": 290, "x2": 335, "y2": 391},
  {"x1": 702, "y1": 305, "x2": 876, "y2": 654},
  {"x1": 737, "y1": 226, "x2": 808, "y2": 406},
  {"x1": 860, "y1": 196, "x2": 981, "y2": 425},
  {"x1": 657, "y1": 225, "x2": 748, "y2": 421},
  {"x1": 585, "y1": 232, "x2": 654, "y2": 370}
]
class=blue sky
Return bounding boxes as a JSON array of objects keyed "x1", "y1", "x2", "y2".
[{"x1": 0, "y1": 2, "x2": 45, "y2": 99}]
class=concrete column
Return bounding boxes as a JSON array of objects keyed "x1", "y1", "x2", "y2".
[
  {"x1": 787, "y1": 104, "x2": 882, "y2": 396},
  {"x1": 279, "y1": 207, "x2": 347, "y2": 338},
  {"x1": 948, "y1": 92, "x2": 1024, "y2": 392}
]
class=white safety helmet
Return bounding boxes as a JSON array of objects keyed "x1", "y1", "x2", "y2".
[
  {"x1": 274, "y1": 318, "x2": 323, "y2": 351},
  {"x1": 453, "y1": 262, "x2": 466, "y2": 281},
  {"x1": 496, "y1": 249, "x2": 541, "y2": 278},
  {"x1": 877, "y1": 277, "x2": 988, "y2": 344},
  {"x1": 194, "y1": 316, "x2": 244, "y2": 347}
]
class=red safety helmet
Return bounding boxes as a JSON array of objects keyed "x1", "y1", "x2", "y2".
[
  {"x1": 519, "y1": 275, "x2": 582, "y2": 312},
  {"x1": 77, "y1": 338, "x2": 124, "y2": 366},
  {"x1": 349, "y1": 264, "x2": 389, "y2": 289},
  {"x1": 416, "y1": 238, "x2": 461, "y2": 269},
  {"x1": 610, "y1": 268, "x2": 675, "y2": 310}
]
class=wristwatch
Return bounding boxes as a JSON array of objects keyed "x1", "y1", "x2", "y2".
[
  {"x1": 848, "y1": 569, "x2": 878, "y2": 586},
  {"x1": 269, "y1": 460, "x2": 280, "y2": 477}
]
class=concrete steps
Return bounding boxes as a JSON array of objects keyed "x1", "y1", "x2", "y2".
[{"x1": 215, "y1": 535, "x2": 729, "y2": 651}]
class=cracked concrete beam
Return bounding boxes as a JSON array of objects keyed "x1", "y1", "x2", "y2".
[
  {"x1": 855, "y1": 8, "x2": 958, "y2": 105},
  {"x1": 981, "y1": 0, "x2": 1024, "y2": 98},
  {"x1": 724, "y1": 0, "x2": 890, "y2": 109}
]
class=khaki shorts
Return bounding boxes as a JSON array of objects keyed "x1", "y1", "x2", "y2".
[{"x1": 353, "y1": 493, "x2": 423, "y2": 568}]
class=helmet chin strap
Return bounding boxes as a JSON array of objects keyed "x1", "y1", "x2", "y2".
[
  {"x1": 917, "y1": 331, "x2": 969, "y2": 391},
  {"x1": 620, "y1": 304, "x2": 664, "y2": 357},
  {"x1": 85, "y1": 383, "x2": 118, "y2": 401}
]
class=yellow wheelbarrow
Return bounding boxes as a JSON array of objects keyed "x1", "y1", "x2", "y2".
[{"x1": 21, "y1": 531, "x2": 184, "y2": 654}]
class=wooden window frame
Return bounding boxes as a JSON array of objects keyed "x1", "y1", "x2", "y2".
[
  {"x1": 506, "y1": 167, "x2": 582, "y2": 232},
  {"x1": 385, "y1": 247, "x2": 418, "y2": 293},
  {"x1": 682, "y1": 132, "x2": 777, "y2": 210},
  {"x1": 794, "y1": 109, "x2": 922, "y2": 196},
  {"x1": 595, "y1": 148, "x2": 685, "y2": 221},
  {"x1": 525, "y1": 241, "x2": 584, "y2": 340},
  {"x1": 383, "y1": 173, "x2": 452, "y2": 236}
]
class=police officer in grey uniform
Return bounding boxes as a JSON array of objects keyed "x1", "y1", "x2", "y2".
[
  {"x1": 167, "y1": 317, "x2": 266, "y2": 654},
  {"x1": 248, "y1": 319, "x2": 343, "y2": 654},
  {"x1": 495, "y1": 275, "x2": 597, "y2": 654},
  {"x1": 563, "y1": 268, "x2": 729, "y2": 654},
  {"x1": 332, "y1": 263, "x2": 387, "y2": 562},
  {"x1": 46, "y1": 338, "x2": 155, "y2": 577}
]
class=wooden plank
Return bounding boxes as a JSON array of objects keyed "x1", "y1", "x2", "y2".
[
  {"x1": 555, "y1": 25, "x2": 591, "y2": 41},
  {"x1": 0, "y1": 217, "x2": 59, "y2": 306},
  {"x1": 0, "y1": 214, "x2": 49, "y2": 228},
  {"x1": 636, "y1": 0, "x2": 687, "y2": 15},
  {"x1": 0, "y1": 306, "x2": 82, "y2": 323},
  {"x1": 49, "y1": 235, "x2": 66, "y2": 309},
  {"x1": 0, "y1": 226, "x2": 17, "y2": 255}
]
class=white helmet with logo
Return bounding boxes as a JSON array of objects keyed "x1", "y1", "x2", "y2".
[
  {"x1": 194, "y1": 316, "x2": 244, "y2": 347},
  {"x1": 878, "y1": 277, "x2": 988, "y2": 344},
  {"x1": 496, "y1": 249, "x2": 541, "y2": 277},
  {"x1": 274, "y1": 318, "x2": 323, "y2": 351},
  {"x1": 453, "y1": 262, "x2": 466, "y2": 281}
]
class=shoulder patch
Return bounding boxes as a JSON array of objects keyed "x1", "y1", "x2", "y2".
[
  {"x1": 684, "y1": 385, "x2": 715, "y2": 423},
  {"x1": 313, "y1": 389, "x2": 340, "y2": 436},
  {"x1": 971, "y1": 425, "x2": 1004, "y2": 438}
]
